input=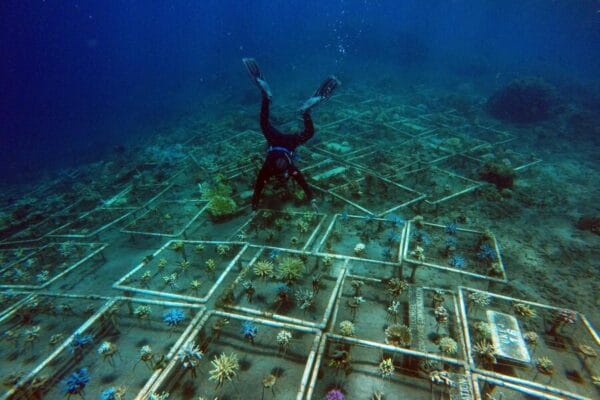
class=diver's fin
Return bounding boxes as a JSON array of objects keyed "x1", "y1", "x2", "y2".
[
  {"x1": 242, "y1": 58, "x2": 263, "y2": 81},
  {"x1": 300, "y1": 75, "x2": 341, "y2": 112},
  {"x1": 242, "y1": 58, "x2": 272, "y2": 99},
  {"x1": 314, "y1": 75, "x2": 341, "y2": 99}
]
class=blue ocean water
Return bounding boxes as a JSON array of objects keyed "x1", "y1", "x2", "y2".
[{"x1": 1, "y1": 1, "x2": 598, "y2": 182}]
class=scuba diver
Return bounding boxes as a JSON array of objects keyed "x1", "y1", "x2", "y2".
[{"x1": 242, "y1": 58, "x2": 340, "y2": 211}]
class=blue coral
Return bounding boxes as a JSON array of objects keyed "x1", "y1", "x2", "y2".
[
  {"x1": 449, "y1": 255, "x2": 466, "y2": 269},
  {"x1": 63, "y1": 368, "x2": 90, "y2": 396},
  {"x1": 70, "y1": 333, "x2": 93, "y2": 353},
  {"x1": 163, "y1": 308, "x2": 185, "y2": 327},
  {"x1": 477, "y1": 244, "x2": 496, "y2": 262},
  {"x1": 100, "y1": 387, "x2": 118, "y2": 400},
  {"x1": 445, "y1": 222, "x2": 458, "y2": 235},
  {"x1": 241, "y1": 321, "x2": 258, "y2": 339}
]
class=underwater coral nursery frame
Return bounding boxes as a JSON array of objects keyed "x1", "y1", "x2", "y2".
[
  {"x1": 113, "y1": 240, "x2": 248, "y2": 303},
  {"x1": 0, "y1": 292, "x2": 112, "y2": 400},
  {"x1": 305, "y1": 333, "x2": 474, "y2": 400},
  {"x1": 225, "y1": 247, "x2": 348, "y2": 329},
  {"x1": 403, "y1": 221, "x2": 507, "y2": 283},
  {"x1": 144, "y1": 309, "x2": 322, "y2": 400},
  {"x1": 0, "y1": 242, "x2": 108, "y2": 290},
  {"x1": 231, "y1": 209, "x2": 327, "y2": 252},
  {"x1": 329, "y1": 272, "x2": 468, "y2": 362},
  {"x1": 48, "y1": 207, "x2": 137, "y2": 240},
  {"x1": 3, "y1": 296, "x2": 204, "y2": 400},
  {"x1": 458, "y1": 287, "x2": 600, "y2": 400},
  {"x1": 472, "y1": 374, "x2": 565, "y2": 400},
  {"x1": 315, "y1": 213, "x2": 407, "y2": 266},
  {"x1": 121, "y1": 200, "x2": 209, "y2": 238}
]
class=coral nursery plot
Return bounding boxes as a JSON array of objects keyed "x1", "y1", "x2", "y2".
[
  {"x1": 0, "y1": 291, "x2": 31, "y2": 319},
  {"x1": 467, "y1": 124, "x2": 515, "y2": 145},
  {"x1": 316, "y1": 213, "x2": 406, "y2": 265},
  {"x1": 329, "y1": 175, "x2": 424, "y2": 216},
  {"x1": 473, "y1": 374, "x2": 567, "y2": 400},
  {"x1": 1, "y1": 211, "x2": 79, "y2": 245},
  {"x1": 232, "y1": 209, "x2": 325, "y2": 250},
  {"x1": 110, "y1": 182, "x2": 172, "y2": 208},
  {"x1": 223, "y1": 247, "x2": 345, "y2": 328},
  {"x1": 0, "y1": 247, "x2": 38, "y2": 270},
  {"x1": 146, "y1": 311, "x2": 321, "y2": 400},
  {"x1": 423, "y1": 130, "x2": 488, "y2": 154},
  {"x1": 312, "y1": 133, "x2": 374, "y2": 159},
  {"x1": 468, "y1": 144, "x2": 542, "y2": 171},
  {"x1": 403, "y1": 221, "x2": 507, "y2": 283},
  {"x1": 304, "y1": 159, "x2": 365, "y2": 191},
  {"x1": 459, "y1": 287, "x2": 600, "y2": 400},
  {"x1": 386, "y1": 117, "x2": 438, "y2": 137},
  {"x1": 346, "y1": 149, "x2": 418, "y2": 175},
  {"x1": 49, "y1": 207, "x2": 136, "y2": 239},
  {"x1": 306, "y1": 334, "x2": 472, "y2": 400},
  {"x1": 0, "y1": 242, "x2": 107, "y2": 289},
  {"x1": 6, "y1": 298, "x2": 204, "y2": 400},
  {"x1": 122, "y1": 200, "x2": 208, "y2": 238},
  {"x1": 114, "y1": 241, "x2": 247, "y2": 303},
  {"x1": 434, "y1": 154, "x2": 487, "y2": 181},
  {"x1": 331, "y1": 274, "x2": 466, "y2": 361},
  {"x1": 391, "y1": 166, "x2": 482, "y2": 204},
  {"x1": 0, "y1": 294, "x2": 107, "y2": 399}
]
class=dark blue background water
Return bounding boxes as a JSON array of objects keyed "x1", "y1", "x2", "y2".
[{"x1": 1, "y1": 1, "x2": 598, "y2": 184}]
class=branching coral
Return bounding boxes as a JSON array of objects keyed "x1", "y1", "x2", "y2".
[
  {"x1": 386, "y1": 277, "x2": 409, "y2": 299},
  {"x1": 275, "y1": 256, "x2": 304, "y2": 284},
  {"x1": 385, "y1": 323, "x2": 411, "y2": 347},
  {"x1": 379, "y1": 357, "x2": 395, "y2": 378},
  {"x1": 208, "y1": 352, "x2": 239, "y2": 388},
  {"x1": 473, "y1": 340, "x2": 497, "y2": 366},
  {"x1": 70, "y1": 333, "x2": 93, "y2": 354},
  {"x1": 253, "y1": 260, "x2": 274, "y2": 280},
  {"x1": 177, "y1": 340, "x2": 203, "y2": 377},
  {"x1": 276, "y1": 330, "x2": 292, "y2": 353},
  {"x1": 339, "y1": 320, "x2": 355, "y2": 337},
  {"x1": 467, "y1": 292, "x2": 491, "y2": 308},
  {"x1": 63, "y1": 368, "x2": 90, "y2": 397},
  {"x1": 535, "y1": 357, "x2": 555, "y2": 375},
  {"x1": 438, "y1": 337, "x2": 458, "y2": 355},
  {"x1": 163, "y1": 308, "x2": 185, "y2": 327},
  {"x1": 513, "y1": 303, "x2": 536, "y2": 318}
]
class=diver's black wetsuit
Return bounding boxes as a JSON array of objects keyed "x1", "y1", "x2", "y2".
[{"x1": 251, "y1": 95, "x2": 314, "y2": 210}]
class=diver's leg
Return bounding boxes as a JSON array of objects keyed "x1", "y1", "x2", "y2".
[
  {"x1": 251, "y1": 163, "x2": 272, "y2": 210},
  {"x1": 260, "y1": 94, "x2": 282, "y2": 142},
  {"x1": 296, "y1": 111, "x2": 315, "y2": 145},
  {"x1": 289, "y1": 166, "x2": 313, "y2": 201}
]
